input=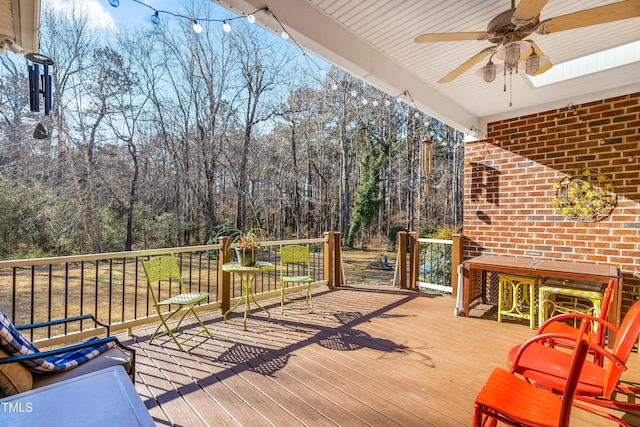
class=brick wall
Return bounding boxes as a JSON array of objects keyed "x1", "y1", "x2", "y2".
[{"x1": 463, "y1": 92, "x2": 640, "y2": 312}]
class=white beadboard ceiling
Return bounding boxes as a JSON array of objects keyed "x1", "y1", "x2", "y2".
[
  {"x1": 215, "y1": 0, "x2": 640, "y2": 135},
  {"x1": 0, "y1": 0, "x2": 41, "y2": 53}
]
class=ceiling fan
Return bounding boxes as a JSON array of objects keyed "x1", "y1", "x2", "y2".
[{"x1": 415, "y1": 0, "x2": 640, "y2": 84}]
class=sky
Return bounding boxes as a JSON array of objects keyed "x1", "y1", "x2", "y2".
[{"x1": 46, "y1": 0, "x2": 271, "y2": 34}]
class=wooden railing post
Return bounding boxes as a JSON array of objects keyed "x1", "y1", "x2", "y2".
[
  {"x1": 324, "y1": 232, "x2": 334, "y2": 289},
  {"x1": 409, "y1": 231, "x2": 419, "y2": 290},
  {"x1": 218, "y1": 236, "x2": 232, "y2": 313},
  {"x1": 451, "y1": 233, "x2": 463, "y2": 299},
  {"x1": 398, "y1": 231, "x2": 407, "y2": 289},
  {"x1": 333, "y1": 232, "x2": 342, "y2": 287}
]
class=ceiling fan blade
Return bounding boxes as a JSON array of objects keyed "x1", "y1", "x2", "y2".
[
  {"x1": 512, "y1": 0, "x2": 549, "y2": 24},
  {"x1": 438, "y1": 47, "x2": 496, "y2": 83},
  {"x1": 526, "y1": 41, "x2": 553, "y2": 75},
  {"x1": 414, "y1": 32, "x2": 488, "y2": 43},
  {"x1": 538, "y1": 0, "x2": 640, "y2": 34}
]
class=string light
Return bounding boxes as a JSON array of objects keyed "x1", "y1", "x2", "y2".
[
  {"x1": 192, "y1": 20, "x2": 202, "y2": 34},
  {"x1": 150, "y1": 11, "x2": 160, "y2": 25},
  {"x1": 281, "y1": 31, "x2": 289, "y2": 40},
  {"x1": 108, "y1": 0, "x2": 266, "y2": 34}
]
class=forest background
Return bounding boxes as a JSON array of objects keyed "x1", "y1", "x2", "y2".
[{"x1": 0, "y1": 0, "x2": 464, "y2": 259}]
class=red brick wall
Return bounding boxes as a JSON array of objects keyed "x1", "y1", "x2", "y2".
[{"x1": 463, "y1": 92, "x2": 640, "y2": 311}]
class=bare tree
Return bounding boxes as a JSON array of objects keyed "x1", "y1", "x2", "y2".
[{"x1": 228, "y1": 29, "x2": 292, "y2": 231}]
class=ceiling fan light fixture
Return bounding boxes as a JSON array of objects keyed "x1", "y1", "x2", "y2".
[
  {"x1": 476, "y1": 61, "x2": 504, "y2": 83},
  {"x1": 525, "y1": 54, "x2": 550, "y2": 75},
  {"x1": 496, "y1": 40, "x2": 531, "y2": 67},
  {"x1": 484, "y1": 63, "x2": 498, "y2": 82}
]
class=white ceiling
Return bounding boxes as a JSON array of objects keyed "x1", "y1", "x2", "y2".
[
  {"x1": 0, "y1": 0, "x2": 41, "y2": 53},
  {"x1": 214, "y1": 0, "x2": 640, "y2": 135}
]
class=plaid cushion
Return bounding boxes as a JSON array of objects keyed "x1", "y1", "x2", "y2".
[{"x1": 0, "y1": 309, "x2": 114, "y2": 373}]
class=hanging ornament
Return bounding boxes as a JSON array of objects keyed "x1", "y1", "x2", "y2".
[{"x1": 421, "y1": 140, "x2": 433, "y2": 193}]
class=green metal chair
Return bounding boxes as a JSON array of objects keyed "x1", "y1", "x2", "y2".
[
  {"x1": 279, "y1": 245, "x2": 313, "y2": 314},
  {"x1": 142, "y1": 254, "x2": 210, "y2": 351}
]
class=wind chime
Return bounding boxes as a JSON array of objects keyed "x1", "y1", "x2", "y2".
[
  {"x1": 421, "y1": 140, "x2": 433, "y2": 193},
  {"x1": 26, "y1": 52, "x2": 54, "y2": 139}
]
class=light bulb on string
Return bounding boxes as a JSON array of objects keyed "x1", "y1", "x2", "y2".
[
  {"x1": 350, "y1": 90, "x2": 357, "y2": 97},
  {"x1": 246, "y1": 14, "x2": 256, "y2": 24},
  {"x1": 192, "y1": 20, "x2": 202, "y2": 34},
  {"x1": 414, "y1": 112, "x2": 420, "y2": 118},
  {"x1": 372, "y1": 100, "x2": 378, "y2": 107},
  {"x1": 281, "y1": 31, "x2": 289, "y2": 40},
  {"x1": 331, "y1": 83, "x2": 338, "y2": 90},
  {"x1": 222, "y1": 21, "x2": 232, "y2": 32},
  {"x1": 384, "y1": 100, "x2": 391, "y2": 106},
  {"x1": 151, "y1": 11, "x2": 160, "y2": 25},
  {"x1": 108, "y1": 0, "x2": 119, "y2": 7},
  {"x1": 362, "y1": 99, "x2": 368, "y2": 105}
]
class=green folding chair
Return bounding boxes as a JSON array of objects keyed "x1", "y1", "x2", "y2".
[
  {"x1": 279, "y1": 245, "x2": 314, "y2": 314},
  {"x1": 142, "y1": 254, "x2": 210, "y2": 351}
]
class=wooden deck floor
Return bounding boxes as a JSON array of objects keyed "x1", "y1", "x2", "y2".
[{"x1": 120, "y1": 285, "x2": 640, "y2": 426}]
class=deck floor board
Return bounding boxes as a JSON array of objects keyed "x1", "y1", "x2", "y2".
[{"x1": 121, "y1": 286, "x2": 640, "y2": 426}]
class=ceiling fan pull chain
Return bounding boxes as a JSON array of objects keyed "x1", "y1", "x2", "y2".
[
  {"x1": 503, "y1": 64, "x2": 507, "y2": 93},
  {"x1": 509, "y1": 71, "x2": 513, "y2": 108}
]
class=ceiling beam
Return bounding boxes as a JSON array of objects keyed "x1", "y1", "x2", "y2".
[{"x1": 213, "y1": 0, "x2": 482, "y2": 134}]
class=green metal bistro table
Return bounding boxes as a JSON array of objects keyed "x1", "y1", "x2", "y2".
[{"x1": 222, "y1": 261, "x2": 274, "y2": 330}]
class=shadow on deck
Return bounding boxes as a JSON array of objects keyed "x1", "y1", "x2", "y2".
[{"x1": 120, "y1": 285, "x2": 640, "y2": 427}]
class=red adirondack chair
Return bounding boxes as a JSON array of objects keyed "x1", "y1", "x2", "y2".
[
  {"x1": 474, "y1": 320, "x2": 591, "y2": 426},
  {"x1": 507, "y1": 299, "x2": 640, "y2": 426}
]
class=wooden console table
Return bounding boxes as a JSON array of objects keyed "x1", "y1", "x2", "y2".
[{"x1": 461, "y1": 254, "x2": 620, "y2": 327}]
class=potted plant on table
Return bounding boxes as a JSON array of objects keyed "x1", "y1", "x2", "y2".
[
  {"x1": 208, "y1": 223, "x2": 265, "y2": 267},
  {"x1": 234, "y1": 228, "x2": 264, "y2": 266}
]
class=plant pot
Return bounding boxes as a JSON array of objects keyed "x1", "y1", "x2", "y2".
[{"x1": 235, "y1": 247, "x2": 259, "y2": 266}]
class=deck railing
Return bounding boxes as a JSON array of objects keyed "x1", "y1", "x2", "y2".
[
  {"x1": 0, "y1": 232, "x2": 342, "y2": 346},
  {"x1": 416, "y1": 237, "x2": 454, "y2": 293},
  {"x1": 395, "y1": 232, "x2": 462, "y2": 296}
]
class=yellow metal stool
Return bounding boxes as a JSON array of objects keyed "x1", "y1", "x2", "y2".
[
  {"x1": 497, "y1": 274, "x2": 542, "y2": 329},
  {"x1": 538, "y1": 280, "x2": 605, "y2": 329}
]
